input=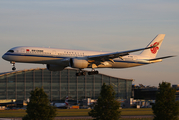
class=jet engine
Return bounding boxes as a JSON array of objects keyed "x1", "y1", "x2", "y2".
[
  {"x1": 70, "y1": 58, "x2": 89, "y2": 69},
  {"x1": 47, "y1": 64, "x2": 66, "y2": 71}
]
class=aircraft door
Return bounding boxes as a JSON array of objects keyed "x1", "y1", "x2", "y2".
[
  {"x1": 52, "y1": 50, "x2": 57, "y2": 57},
  {"x1": 21, "y1": 49, "x2": 25, "y2": 53}
]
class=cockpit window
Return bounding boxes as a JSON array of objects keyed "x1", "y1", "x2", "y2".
[{"x1": 7, "y1": 50, "x2": 14, "y2": 53}]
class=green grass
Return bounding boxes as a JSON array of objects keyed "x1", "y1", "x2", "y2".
[
  {"x1": 0, "y1": 110, "x2": 26, "y2": 117},
  {"x1": 54, "y1": 118, "x2": 153, "y2": 120},
  {"x1": 0, "y1": 108, "x2": 153, "y2": 118},
  {"x1": 121, "y1": 108, "x2": 153, "y2": 116},
  {"x1": 56, "y1": 108, "x2": 153, "y2": 116},
  {"x1": 55, "y1": 118, "x2": 153, "y2": 120},
  {"x1": 56, "y1": 109, "x2": 90, "y2": 116},
  {"x1": 119, "y1": 118, "x2": 153, "y2": 120}
]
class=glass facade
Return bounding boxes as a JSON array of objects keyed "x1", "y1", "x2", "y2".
[{"x1": 0, "y1": 68, "x2": 133, "y2": 101}]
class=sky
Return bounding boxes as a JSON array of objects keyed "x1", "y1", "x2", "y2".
[{"x1": 0, "y1": 0, "x2": 178, "y2": 86}]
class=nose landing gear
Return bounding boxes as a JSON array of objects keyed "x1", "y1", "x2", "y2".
[{"x1": 10, "y1": 61, "x2": 16, "y2": 71}]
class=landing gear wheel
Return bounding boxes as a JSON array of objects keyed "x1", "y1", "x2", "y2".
[
  {"x1": 11, "y1": 61, "x2": 16, "y2": 71},
  {"x1": 88, "y1": 71, "x2": 99, "y2": 75},
  {"x1": 76, "y1": 71, "x2": 86, "y2": 76},
  {"x1": 82, "y1": 71, "x2": 86, "y2": 76},
  {"x1": 12, "y1": 66, "x2": 16, "y2": 71}
]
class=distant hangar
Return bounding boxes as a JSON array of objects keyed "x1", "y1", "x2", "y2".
[{"x1": 0, "y1": 68, "x2": 133, "y2": 101}]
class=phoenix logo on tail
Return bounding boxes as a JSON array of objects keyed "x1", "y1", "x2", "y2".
[{"x1": 150, "y1": 42, "x2": 159, "y2": 54}]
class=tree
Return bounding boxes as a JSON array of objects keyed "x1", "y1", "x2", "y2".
[
  {"x1": 23, "y1": 87, "x2": 57, "y2": 120},
  {"x1": 88, "y1": 83, "x2": 121, "y2": 120},
  {"x1": 152, "y1": 82, "x2": 179, "y2": 120}
]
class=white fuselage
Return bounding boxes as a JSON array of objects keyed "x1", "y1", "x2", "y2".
[
  {"x1": 3, "y1": 34, "x2": 172, "y2": 72},
  {"x1": 2, "y1": 46, "x2": 155, "y2": 69}
]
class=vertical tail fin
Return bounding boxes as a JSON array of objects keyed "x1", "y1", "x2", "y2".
[
  {"x1": 140, "y1": 34, "x2": 165, "y2": 58},
  {"x1": 65, "y1": 96, "x2": 68, "y2": 105}
]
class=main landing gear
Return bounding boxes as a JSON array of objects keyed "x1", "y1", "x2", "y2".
[
  {"x1": 11, "y1": 61, "x2": 16, "y2": 71},
  {"x1": 76, "y1": 70, "x2": 86, "y2": 76},
  {"x1": 88, "y1": 70, "x2": 99, "y2": 75},
  {"x1": 76, "y1": 69, "x2": 99, "y2": 76}
]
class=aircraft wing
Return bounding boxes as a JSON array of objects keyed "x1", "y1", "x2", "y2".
[{"x1": 87, "y1": 46, "x2": 156, "y2": 63}]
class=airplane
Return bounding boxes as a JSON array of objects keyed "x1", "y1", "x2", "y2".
[
  {"x1": 52, "y1": 96, "x2": 69, "y2": 109},
  {"x1": 2, "y1": 34, "x2": 174, "y2": 76}
]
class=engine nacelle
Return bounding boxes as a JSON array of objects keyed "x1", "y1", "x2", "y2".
[
  {"x1": 70, "y1": 58, "x2": 89, "y2": 69},
  {"x1": 47, "y1": 64, "x2": 66, "y2": 71}
]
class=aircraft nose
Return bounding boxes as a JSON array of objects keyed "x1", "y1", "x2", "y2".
[
  {"x1": 2, "y1": 54, "x2": 8, "y2": 61},
  {"x1": 2, "y1": 54, "x2": 5, "y2": 60}
]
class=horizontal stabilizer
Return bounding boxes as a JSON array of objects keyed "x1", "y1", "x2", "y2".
[{"x1": 147, "y1": 55, "x2": 176, "y2": 61}]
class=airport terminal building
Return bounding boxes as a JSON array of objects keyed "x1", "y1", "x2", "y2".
[{"x1": 0, "y1": 68, "x2": 133, "y2": 101}]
